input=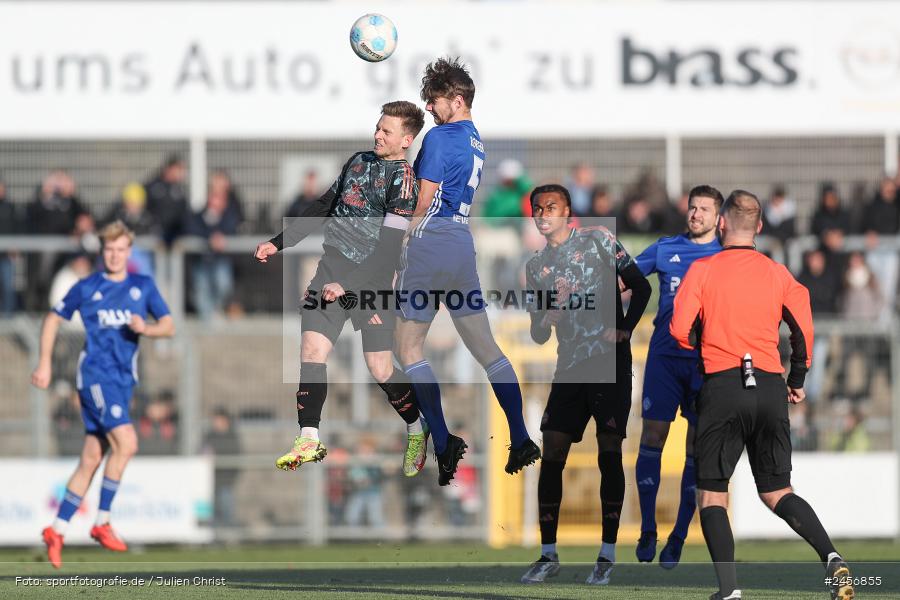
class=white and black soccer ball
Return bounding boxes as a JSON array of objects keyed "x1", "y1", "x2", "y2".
[{"x1": 349, "y1": 14, "x2": 397, "y2": 62}]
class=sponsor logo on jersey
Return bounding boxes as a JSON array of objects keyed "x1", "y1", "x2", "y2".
[
  {"x1": 669, "y1": 254, "x2": 681, "y2": 263},
  {"x1": 97, "y1": 309, "x2": 133, "y2": 328},
  {"x1": 470, "y1": 137, "x2": 484, "y2": 153},
  {"x1": 130, "y1": 286, "x2": 141, "y2": 300},
  {"x1": 92, "y1": 291, "x2": 103, "y2": 301}
]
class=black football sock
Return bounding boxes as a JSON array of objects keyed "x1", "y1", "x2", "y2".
[
  {"x1": 297, "y1": 362, "x2": 327, "y2": 428},
  {"x1": 774, "y1": 493, "x2": 837, "y2": 564},
  {"x1": 538, "y1": 460, "x2": 565, "y2": 545},
  {"x1": 700, "y1": 506, "x2": 738, "y2": 596},
  {"x1": 599, "y1": 451, "x2": 625, "y2": 544},
  {"x1": 378, "y1": 369, "x2": 420, "y2": 425}
]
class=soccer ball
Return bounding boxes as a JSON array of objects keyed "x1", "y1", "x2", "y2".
[{"x1": 349, "y1": 14, "x2": 397, "y2": 62}]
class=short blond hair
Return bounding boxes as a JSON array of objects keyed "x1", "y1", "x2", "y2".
[{"x1": 99, "y1": 220, "x2": 135, "y2": 246}]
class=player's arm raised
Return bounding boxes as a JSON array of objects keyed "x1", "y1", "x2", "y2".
[
  {"x1": 255, "y1": 156, "x2": 356, "y2": 263},
  {"x1": 31, "y1": 311, "x2": 63, "y2": 389}
]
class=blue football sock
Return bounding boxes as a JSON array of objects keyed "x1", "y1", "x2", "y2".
[
  {"x1": 672, "y1": 455, "x2": 697, "y2": 540},
  {"x1": 56, "y1": 489, "x2": 82, "y2": 522},
  {"x1": 405, "y1": 360, "x2": 449, "y2": 454},
  {"x1": 99, "y1": 477, "x2": 120, "y2": 512},
  {"x1": 636, "y1": 444, "x2": 663, "y2": 533},
  {"x1": 485, "y1": 356, "x2": 529, "y2": 448}
]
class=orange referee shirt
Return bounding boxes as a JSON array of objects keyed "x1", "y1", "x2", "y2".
[{"x1": 670, "y1": 246, "x2": 813, "y2": 388}]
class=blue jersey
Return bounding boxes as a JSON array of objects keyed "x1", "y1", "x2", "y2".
[
  {"x1": 411, "y1": 120, "x2": 485, "y2": 238},
  {"x1": 53, "y1": 272, "x2": 171, "y2": 389},
  {"x1": 635, "y1": 234, "x2": 721, "y2": 358}
]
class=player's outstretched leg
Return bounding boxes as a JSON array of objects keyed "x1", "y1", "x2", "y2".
[
  {"x1": 521, "y1": 431, "x2": 570, "y2": 584},
  {"x1": 277, "y1": 361, "x2": 328, "y2": 471},
  {"x1": 367, "y1": 351, "x2": 428, "y2": 477}
]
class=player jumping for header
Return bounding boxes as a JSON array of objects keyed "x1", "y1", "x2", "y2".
[
  {"x1": 255, "y1": 101, "x2": 429, "y2": 476},
  {"x1": 394, "y1": 57, "x2": 541, "y2": 486}
]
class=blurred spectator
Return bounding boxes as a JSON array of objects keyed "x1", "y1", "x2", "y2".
[
  {"x1": 589, "y1": 185, "x2": 616, "y2": 219},
  {"x1": 102, "y1": 182, "x2": 160, "y2": 237},
  {"x1": 566, "y1": 162, "x2": 595, "y2": 217},
  {"x1": 840, "y1": 251, "x2": 883, "y2": 320},
  {"x1": 810, "y1": 182, "x2": 850, "y2": 237},
  {"x1": 819, "y1": 228, "x2": 849, "y2": 285},
  {"x1": 442, "y1": 426, "x2": 480, "y2": 526},
  {"x1": 0, "y1": 179, "x2": 20, "y2": 315},
  {"x1": 828, "y1": 405, "x2": 871, "y2": 452},
  {"x1": 137, "y1": 391, "x2": 178, "y2": 455},
  {"x1": 629, "y1": 167, "x2": 669, "y2": 212},
  {"x1": 343, "y1": 437, "x2": 385, "y2": 528},
  {"x1": 797, "y1": 249, "x2": 838, "y2": 315},
  {"x1": 662, "y1": 187, "x2": 690, "y2": 234},
  {"x1": 619, "y1": 195, "x2": 662, "y2": 234},
  {"x1": 834, "y1": 253, "x2": 885, "y2": 404},
  {"x1": 210, "y1": 169, "x2": 244, "y2": 226},
  {"x1": 48, "y1": 253, "x2": 93, "y2": 329},
  {"x1": 202, "y1": 407, "x2": 242, "y2": 526},
  {"x1": 860, "y1": 176, "x2": 899, "y2": 235},
  {"x1": 400, "y1": 467, "x2": 432, "y2": 540},
  {"x1": 25, "y1": 170, "x2": 87, "y2": 235},
  {"x1": 483, "y1": 158, "x2": 531, "y2": 226},
  {"x1": 326, "y1": 446, "x2": 350, "y2": 525},
  {"x1": 761, "y1": 185, "x2": 796, "y2": 245},
  {"x1": 789, "y1": 401, "x2": 818, "y2": 451},
  {"x1": 145, "y1": 154, "x2": 188, "y2": 244},
  {"x1": 25, "y1": 171, "x2": 91, "y2": 308},
  {"x1": 185, "y1": 175, "x2": 242, "y2": 321},
  {"x1": 285, "y1": 169, "x2": 322, "y2": 218}
]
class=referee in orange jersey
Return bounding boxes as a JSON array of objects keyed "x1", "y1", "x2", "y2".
[{"x1": 670, "y1": 191, "x2": 853, "y2": 600}]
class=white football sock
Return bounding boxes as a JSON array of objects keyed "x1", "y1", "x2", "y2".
[
  {"x1": 541, "y1": 543, "x2": 557, "y2": 557},
  {"x1": 300, "y1": 427, "x2": 319, "y2": 441},
  {"x1": 406, "y1": 419, "x2": 423, "y2": 435},
  {"x1": 52, "y1": 518, "x2": 69, "y2": 535},
  {"x1": 599, "y1": 542, "x2": 616, "y2": 562},
  {"x1": 95, "y1": 510, "x2": 111, "y2": 526}
]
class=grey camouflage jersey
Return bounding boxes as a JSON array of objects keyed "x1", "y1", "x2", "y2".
[
  {"x1": 526, "y1": 227, "x2": 635, "y2": 372},
  {"x1": 324, "y1": 151, "x2": 417, "y2": 264}
]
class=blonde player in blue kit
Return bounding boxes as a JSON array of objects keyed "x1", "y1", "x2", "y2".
[{"x1": 32, "y1": 221, "x2": 174, "y2": 569}]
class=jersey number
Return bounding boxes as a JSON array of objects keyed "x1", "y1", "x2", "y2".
[{"x1": 467, "y1": 155, "x2": 484, "y2": 191}]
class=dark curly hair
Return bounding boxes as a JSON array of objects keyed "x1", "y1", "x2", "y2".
[{"x1": 420, "y1": 57, "x2": 475, "y2": 108}]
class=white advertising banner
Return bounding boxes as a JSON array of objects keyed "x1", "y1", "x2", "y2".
[
  {"x1": 731, "y1": 452, "x2": 898, "y2": 539},
  {"x1": 0, "y1": 1, "x2": 899, "y2": 138},
  {"x1": 0, "y1": 458, "x2": 213, "y2": 545}
]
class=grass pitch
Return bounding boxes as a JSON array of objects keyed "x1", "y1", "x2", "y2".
[{"x1": 1, "y1": 541, "x2": 899, "y2": 599}]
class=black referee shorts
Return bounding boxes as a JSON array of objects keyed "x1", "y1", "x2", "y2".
[
  {"x1": 301, "y1": 257, "x2": 395, "y2": 353},
  {"x1": 540, "y1": 358, "x2": 632, "y2": 442},
  {"x1": 694, "y1": 368, "x2": 792, "y2": 494}
]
